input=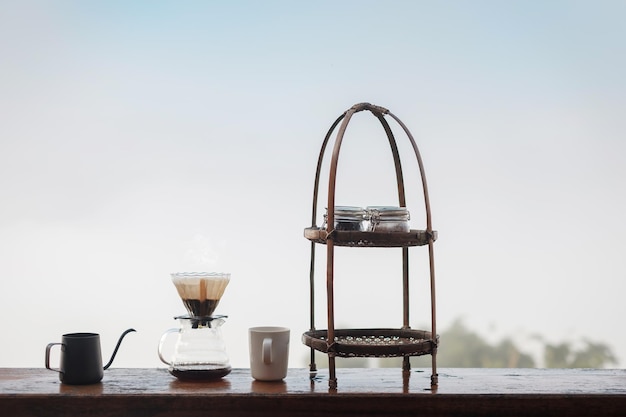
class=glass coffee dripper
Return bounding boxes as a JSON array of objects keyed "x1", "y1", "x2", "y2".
[{"x1": 158, "y1": 272, "x2": 231, "y2": 380}]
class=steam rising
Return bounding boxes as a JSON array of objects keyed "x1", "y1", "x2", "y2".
[{"x1": 182, "y1": 234, "x2": 220, "y2": 270}]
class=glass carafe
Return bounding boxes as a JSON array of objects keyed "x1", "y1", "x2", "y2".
[{"x1": 158, "y1": 315, "x2": 231, "y2": 380}]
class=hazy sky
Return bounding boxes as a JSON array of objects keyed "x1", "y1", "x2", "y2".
[{"x1": 1, "y1": 1, "x2": 625, "y2": 370}]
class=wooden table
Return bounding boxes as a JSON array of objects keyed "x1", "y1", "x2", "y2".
[{"x1": 1, "y1": 368, "x2": 625, "y2": 416}]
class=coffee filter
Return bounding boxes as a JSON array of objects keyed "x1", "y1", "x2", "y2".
[{"x1": 171, "y1": 272, "x2": 230, "y2": 301}]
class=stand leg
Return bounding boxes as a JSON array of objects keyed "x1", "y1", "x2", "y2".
[
  {"x1": 402, "y1": 355, "x2": 411, "y2": 371},
  {"x1": 309, "y1": 347, "x2": 317, "y2": 373},
  {"x1": 328, "y1": 354, "x2": 337, "y2": 390},
  {"x1": 431, "y1": 373, "x2": 438, "y2": 386},
  {"x1": 431, "y1": 348, "x2": 438, "y2": 387}
]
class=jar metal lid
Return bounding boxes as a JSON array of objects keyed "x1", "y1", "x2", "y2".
[
  {"x1": 367, "y1": 206, "x2": 410, "y2": 221},
  {"x1": 330, "y1": 206, "x2": 367, "y2": 221}
]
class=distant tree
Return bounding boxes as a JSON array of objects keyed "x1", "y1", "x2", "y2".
[
  {"x1": 406, "y1": 319, "x2": 535, "y2": 368},
  {"x1": 544, "y1": 342, "x2": 570, "y2": 368},
  {"x1": 544, "y1": 339, "x2": 618, "y2": 368},
  {"x1": 488, "y1": 338, "x2": 536, "y2": 368}
]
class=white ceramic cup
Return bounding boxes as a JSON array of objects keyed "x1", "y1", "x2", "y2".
[{"x1": 248, "y1": 326, "x2": 290, "y2": 381}]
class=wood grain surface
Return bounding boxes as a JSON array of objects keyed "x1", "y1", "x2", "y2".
[{"x1": 2, "y1": 368, "x2": 625, "y2": 416}]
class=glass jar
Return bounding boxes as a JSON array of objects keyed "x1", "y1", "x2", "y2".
[
  {"x1": 367, "y1": 206, "x2": 410, "y2": 232},
  {"x1": 324, "y1": 206, "x2": 367, "y2": 231}
]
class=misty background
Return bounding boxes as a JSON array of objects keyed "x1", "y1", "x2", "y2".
[{"x1": 1, "y1": 1, "x2": 625, "y2": 370}]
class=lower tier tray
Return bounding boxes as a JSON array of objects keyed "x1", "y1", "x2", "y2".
[
  {"x1": 304, "y1": 227, "x2": 437, "y2": 247},
  {"x1": 302, "y1": 328, "x2": 438, "y2": 358}
]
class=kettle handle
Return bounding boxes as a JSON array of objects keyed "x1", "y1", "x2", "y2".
[
  {"x1": 103, "y1": 328, "x2": 136, "y2": 370},
  {"x1": 158, "y1": 328, "x2": 179, "y2": 366}
]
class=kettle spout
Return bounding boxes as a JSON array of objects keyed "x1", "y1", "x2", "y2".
[{"x1": 103, "y1": 328, "x2": 136, "y2": 370}]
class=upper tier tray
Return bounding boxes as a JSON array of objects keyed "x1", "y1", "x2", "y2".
[{"x1": 304, "y1": 227, "x2": 437, "y2": 248}]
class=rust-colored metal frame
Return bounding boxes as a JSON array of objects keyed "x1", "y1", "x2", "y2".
[{"x1": 306, "y1": 103, "x2": 438, "y2": 389}]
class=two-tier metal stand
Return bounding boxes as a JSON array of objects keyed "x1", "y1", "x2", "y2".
[{"x1": 302, "y1": 103, "x2": 438, "y2": 389}]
